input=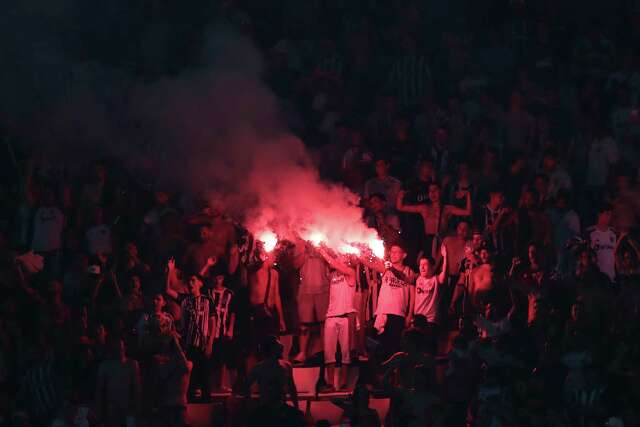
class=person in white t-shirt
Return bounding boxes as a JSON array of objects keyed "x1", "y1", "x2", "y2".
[
  {"x1": 32, "y1": 188, "x2": 65, "y2": 253},
  {"x1": 365, "y1": 244, "x2": 416, "y2": 360},
  {"x1": 316, "y1": 246, "x2": 357, "y2": 392},
  {"x1": 413, "y1": 244, "x2": 448, "y2": 354},
  {"x1": 542, "y1": 149, "x2": 572, "y2": 199},
  {"x1": 586, "y1": 129, "x2": 618, "y2": 189},
  {"x1": 31, "y1": 188, "x2": 65, "y2": 277},
  {"x1": 587, "y1": 204, "x2": 618, "y2": 282},
  {"x1": 85, "y1": 206, "x2": 113, "y2": 255}
]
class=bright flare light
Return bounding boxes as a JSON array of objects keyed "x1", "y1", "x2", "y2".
[
  {"x1": 339, "y1": 244, "x2": 361, "y2": 256},
  {"x1": 259, "y1": 231, "x2": 278, "y2": 252},
  {"x1": 308, "y1": 231, "x2": 326, "y2": 247},
  {"x1": 369, "y1": 238, "x2": 385, "y2": 259}
]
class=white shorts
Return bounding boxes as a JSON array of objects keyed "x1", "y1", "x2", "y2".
[{"x1": 324, "y1": 314, "x2": 354, "y2": 364}]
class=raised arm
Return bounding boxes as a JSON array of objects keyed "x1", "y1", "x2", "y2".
[
  {"x1": 396, "y1": 190, "x2": 427, "y2": 214},
  {"x1": 317, "y1": 246, "x2": 356, "y2": 277},
  {"x1": 91, "y1": 274, "x2": 106, "y2": 310},
  {"x1": 446, "y1": 190, "x2": 472, "y2": 217},
  {"x1": 627, "y1": 235, "x2": 640, "y2": 260},
  {"x1": 15, "y1": 262, "x2": 45, "y2": 305},
  {"x1": 165, "y1": 258, "x2": 179, "y2": 300},
  {"x1": 110, "y1": 271, "x2": 123, "y2": 299},
  {"x1": 199, "y1": 256, "x2": 217, "y2": 277},
  {"x1": 438, "y1": 244, "x2": 448, "y2": 285},
  {"x1": 228, "y1": 244, "x2": 239, "y2": 275},
  {"x1": 363, "y1": 256, "x2": 387, "y2": 274}
]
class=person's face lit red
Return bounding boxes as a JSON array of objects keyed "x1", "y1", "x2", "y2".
[
  {"x1": 375, "y1": 161, "x2": 389, "y2": 178},
  {"x1": 96, "y1": 324, "x2": 107, "y2": 341},
  {"x1": 534, "y1": 178, "x2": 547, "y2": 196},
  {"x1": 458, "y1": 163, "x2": 470, "y2": 179},
  {"x1": 419, "y1": 258, "x2": 433, "y2": 277},
  {"x1": 489, "y1": 192, "x2": 504, "y2": 208},
  {"x1": 215, "y1": 275, "x2": 225, "y2": 288},
  {"x1": 155, "y1": 192, "x2": 169, "y2": 205},
  {"x1": 131, "y1": 276, "x2": 141, "y2": 293},
  {"x1": 523, "y1": 191, "x2": 536, "y2": 208},
  {"x1": 598, "y1": 210, "x2": 612, "y2": 227},
  {"x1": 579, "y1": 251, "x2": 590, "y2": 268},
  {"x1": 394, "y1": 120, "x2": 409, "y2": 141},
  {"x1": 528, "y1": 245, "x2": 537, "y2": 264},
  {"x1": 389, "y1": 246, "x2": 406, "y2": 264},
  {"x1": 418, "y1": 163, "x2": 434, "y2": 181},
  {"x1": 510, "y1": 157, "x2": 524, "y2": 174},
  {"x1": 189, "y1": 276, "x2": 203, "y2": 294},
  {"x1": 126, "y1": 242, "x2": 138, "y2": 258},
  {"x1": 369, "y1": 197, "x2": 385, "y2": 214},
  {"x1": 543, "y1": 156, "x2": 556, "y2": 172},
  {"x1": 456, "y1": 222, "x2": 469, "y2": 239},
  {"x1": 153, "y1": 294, "x2": 165, "y2": 312},
  {"x1": 480, "y1": 249, "x2": 491, "y2": 264},
  {"x1": 472, "y1": 234, "x2": 483, "y2": 249},
  {"x1": 428, "y1": 185, "x2": 441, "y2": 203},
  {"x1": 556, "y1": 197, "x2": 568, "y2": 210}
]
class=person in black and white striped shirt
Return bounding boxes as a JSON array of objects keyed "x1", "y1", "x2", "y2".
[
  {"x1": 165, "y1": 259, "x2": 216, "y2": 401},
  {"x1": 207, "y1": 272, "x2": 237, "y2": 392},
  {"x1": 388, "y1": 34, "x2": 432, "y2": 110}
]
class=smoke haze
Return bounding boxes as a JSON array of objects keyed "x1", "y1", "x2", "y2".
[
  {"x1": 133, "y1": 26, "x2": 378, "y2": 246},
  {"x1": 1, "y1": 15, "x2": 380, "y2": 249}
]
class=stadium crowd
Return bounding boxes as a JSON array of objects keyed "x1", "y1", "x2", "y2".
[{"x1": 1, "y1": 1, "x2": 640, "y2": 426}]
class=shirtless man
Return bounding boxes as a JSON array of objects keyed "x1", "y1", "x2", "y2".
[
  {"x1": 464, "y1": 247, "x2": 498, "y2": 314},
  {"x1": 245, "y1": 335, "x2": 299, "y2": 410},
  {"x1": 95, "y1": 339, "x2": 141, "y2": 427},
  {"x1": 449, "y1": 244, "x2": 496, "y2": 315},
  {"x1": 248, "y1": 243, "x2": 286, "y2": 355},
  {"x1": 397, "y1": 183, "x2": 471, "y2": 259},
  {"x1": 183, "y1": 200, "x2": 239, "y2": 276}
]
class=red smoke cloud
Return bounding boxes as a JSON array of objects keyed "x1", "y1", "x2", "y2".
[{"x1": 130, "y1": 26, "x2": 384, "y2": 255}]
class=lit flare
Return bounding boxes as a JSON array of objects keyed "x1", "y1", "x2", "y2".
[
  {"x1": 339, "y1": 244, "x2": 361, "y2": 256},
  {"x1": 369, "y1": 238, "x2": 385, "y2": 259},
  {"x1": 258, "y1": 231, "x2": 278, "y2": 252},
  {"x1": 308, "y1": 231, "x2": 326, "y2": 247}
]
